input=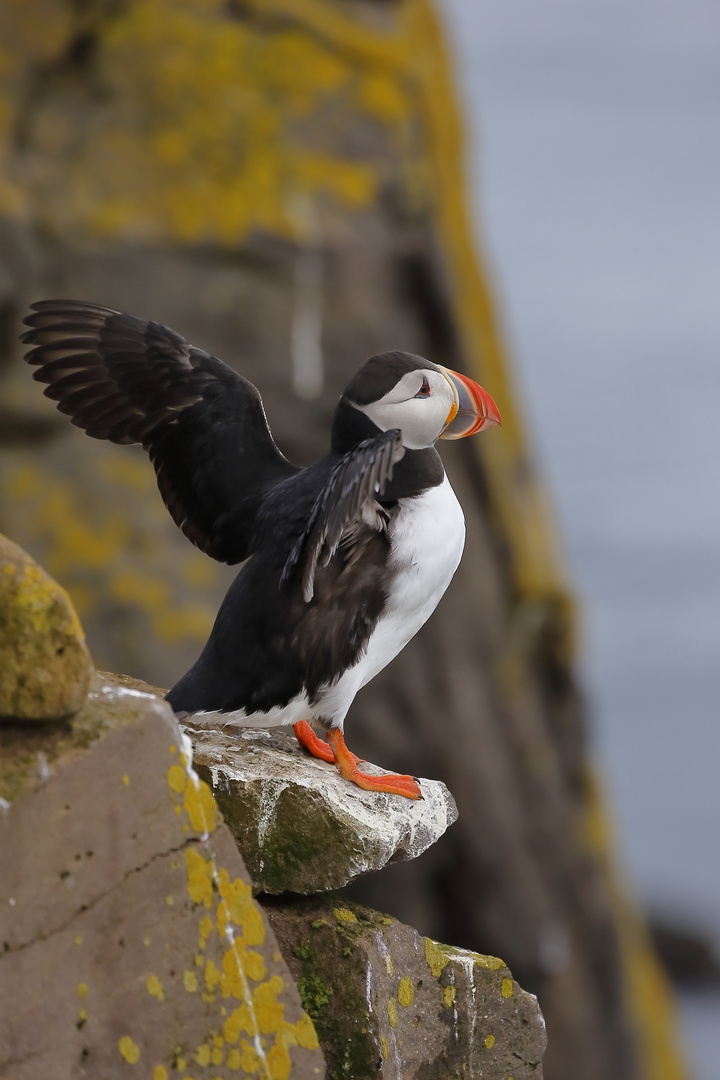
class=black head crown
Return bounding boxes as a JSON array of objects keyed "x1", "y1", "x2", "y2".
[
  {"x1": 331, "y1": 351, "x2": 442, "y2": 453},
  {"x1": 342, "y1": 351, "x2": 442, "y2": 406}
]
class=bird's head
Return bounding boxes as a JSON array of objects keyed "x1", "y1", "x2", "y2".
[{"x1": 336, "y1": 351, "x2": 501, "y2": 452}]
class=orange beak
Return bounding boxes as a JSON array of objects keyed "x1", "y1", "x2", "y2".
[{"x1": 437, "y1": 366, "x2": 502, "y2": 439}]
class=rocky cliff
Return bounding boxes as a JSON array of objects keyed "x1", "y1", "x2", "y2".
[
  {"x1": 0, "y1": 536, "x2": 546, "y2": 1079},
  {"x1": 0, "y1": 3, "x2": 685, "y2": 1078}
]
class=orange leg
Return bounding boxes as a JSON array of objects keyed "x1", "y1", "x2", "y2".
[
  {"x1": 328, "y1": 729, "x2": 422, "y2": 800},
  {"x1": 293, "y1": 720, "x2": 363, "y2": 765}
]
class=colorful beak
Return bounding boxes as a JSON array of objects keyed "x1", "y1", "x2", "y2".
[{"x1": 437, "y1": 366, "x2": 502, "y2": 439}]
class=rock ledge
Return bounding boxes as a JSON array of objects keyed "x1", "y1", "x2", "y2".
[{"x1": 189, "y1": 723, "x2": 458, "y2": 895}]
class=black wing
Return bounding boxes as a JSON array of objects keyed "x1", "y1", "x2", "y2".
[
  {"x1": 282, "y1": 429, "x2": 405, "y2": 602},
  {"x1": 21, "y1": 300, "x2": 299, "y2": 563}
]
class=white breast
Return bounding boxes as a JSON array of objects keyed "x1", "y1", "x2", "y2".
[{"x1": 316, "y1": 474, "x2": 466, "y2": 724}]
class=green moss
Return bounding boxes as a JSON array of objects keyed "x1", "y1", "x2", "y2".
[
  {"x1": 296, "y1": 972, "x2": 333, "y2": 1024},
  {"x1": 293, "y1": 940, "x2": 317, "y2": 963},
  {"x1": 269, "y1": 896, "x2": 382, "y2": 1080},
  {"x1": 207, "y1": 778, "x2": 360, "y2": 894}
]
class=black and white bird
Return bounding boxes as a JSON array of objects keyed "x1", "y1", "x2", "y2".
[{"x1": 22, "y1": 300, "x2": 501, "y2": 798}]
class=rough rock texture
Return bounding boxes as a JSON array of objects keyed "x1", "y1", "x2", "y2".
[
  {"x1": 263, "y1": 896, "x2": 546, "y2": 1080},
  {"x1": 0, "y1": 4, "x2": 686, "y2": 1079},
  {"x1": 0, "y1": 533, "x2": 92, "y2": 720},
  {"x1": 0, "y1": 674, "x2": 324, "y2": 1080},
  {"x1": 190, "y1": 722, "x2": 458, "y2": 894}
]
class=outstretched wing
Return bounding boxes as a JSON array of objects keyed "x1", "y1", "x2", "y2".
[
  {"x1": 22, "y1": 300, "x2": 299, "y2": 563},
  {"x1": 282, "y1": 429, "x2": 405, "y2": 602}
]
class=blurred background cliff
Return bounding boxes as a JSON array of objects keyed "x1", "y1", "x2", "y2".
[{"x1": 0, "y1": 1, "x2": 714, "y2": 1077}]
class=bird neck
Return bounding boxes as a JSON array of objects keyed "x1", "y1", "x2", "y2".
[
  {"x1": 330, "y1": 397, "x2": 445, "y2": 500},
  {"x1": 330, "y1": 396, "x2": 382, "y2": 454}
]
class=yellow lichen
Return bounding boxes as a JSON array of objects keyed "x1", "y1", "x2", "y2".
[
  {"x1": 443, "y1": 986, "x2": 455, "y2": 1007},
  {"x1": 424, "y1": 938, "x2": 449, "y2": 978},
  {"x1": 387, "y1": 998, "x2": 398, "y2": 1027},
  {"x1": 397, "y1": 977, "x2": 414, "y2": 1007},
  {"x1": 153, "y1": 1067, "x2": 168, "y2": 1080},
  {"x1": 184, "y1": 774, "x2": 219, "y2": 835},
  {"x1": 77, "y1": 982, "x2": 88, "y2": 998},
  {"x1": 194, "y1": 1043, "x2": 211, "y2": 1066},
  {"x1": 204, "y1": 959, "x2": 221, "y2": 993},
  {"x1": 294, "y1": 1014, "x2": 319, "y2": 1051},
  {"x1": 167, "y1": 764, "x2": 187, "y2": 794},
  {"x1": 501, "y1": 978, "x2": 514, "y2": 999},
  {"x1": 118, "y1": 1035, "x2": 140, "y2": 1064},
  {"x1": 475, "y1": 954, "x2": 505, "y2": 971},
  {"x1": 183, "y1": 970, "x2": 198, "y2": 993},
  {"x1": 381, "y1": 1036, "x2": 388, "y2": 1059},
  {"x1": 220, "y1": 940, "x2": 267, "y2": 999},
  {"x1": 185, "y1": 847, "x2": 214, "y2": 908},
  {"x1": 334, "y1": 907, "x2": 357, "y2": 923},
  {"x1": 224, "y1": 1004, "x2": 257, "y2": 1044},
  {"x1": 146, "y1": 974, "x2": 165, "y2": 1002},
  {"x1": 385, "y1": 955, "x2": 393, "y2": 976},
  {"x1": 484, "y1": 1033, "x2": 495, "y2": 1049}
]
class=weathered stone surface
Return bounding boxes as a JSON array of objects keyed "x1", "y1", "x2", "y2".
[
  {"x1": 0, "y1": 533, "x2": 92, "y2": 721},
  {"x1": 190, "y1": 722, "x2": 458, "y2": 895},
  {"x1": 264, "y1": 896, "x2": 546, "y2": 1080},
  {"x1": 0, "y1": 674, "x2": 324, "y2": 1080}
]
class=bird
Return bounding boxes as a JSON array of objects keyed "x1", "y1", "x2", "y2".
[{"x1": 21, "y1": 300, "x2": 501, "y2": 799}]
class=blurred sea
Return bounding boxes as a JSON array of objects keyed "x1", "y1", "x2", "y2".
[{"x1": 440, "y1": 0, "x2": 720, "y2": 1075}]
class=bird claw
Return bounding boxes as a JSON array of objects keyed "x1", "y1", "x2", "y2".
[
  {"x1": 328, "y1": 728, "x2": 423, "y2": 800},
  {"x1": 293, "y1": 720, "x2": 363, "y2": 764}
]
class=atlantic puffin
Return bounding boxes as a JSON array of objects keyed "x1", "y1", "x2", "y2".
[{"x1": 22, "y1": 300, "x2": 501, "y2": 798}]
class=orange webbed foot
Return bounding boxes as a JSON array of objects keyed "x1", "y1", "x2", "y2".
[
  {"x1": 328, "y1": 729, "x2": 422, "y2": 800},
  {"x1": 293, "y1": 720, "x2": 363, "y2": 765}
]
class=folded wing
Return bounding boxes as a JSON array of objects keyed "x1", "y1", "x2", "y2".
[
  {"x1": 282, "y1": 429, "x2": 404, "y2": 602},
  {"x1": 22, "y1": 300, "x2": 299, "y2": 563}
]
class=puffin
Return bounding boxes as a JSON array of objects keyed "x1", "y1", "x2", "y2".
[{"x1": 21, "y1": 300, "x2": 501, "y2": 799}]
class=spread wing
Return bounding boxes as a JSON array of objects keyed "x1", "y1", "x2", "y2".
[
  {"x1": 21, "y1": 300, "x2": 299, "y2": 564},
  {"x1": 282, "y1": 429, "x2": 405, "y2": 602}
]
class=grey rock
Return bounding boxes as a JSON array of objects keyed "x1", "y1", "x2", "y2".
[
  {"x1": 265, "y1": 895, "x2": 546, "y2": 1080},
  {"x1": 189, "y1": 723, "x2": 458, "y2": 895},
  {"x1": 0, "y1": 673, "x2": 324, "y2": 1080}
]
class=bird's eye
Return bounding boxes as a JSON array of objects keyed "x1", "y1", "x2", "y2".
[{"x1": 415, "y1": 377, "x2": 431, "y2": 398}]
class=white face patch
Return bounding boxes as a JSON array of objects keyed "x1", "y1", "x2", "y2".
[{"x1": 353, "y1": 368, "x2": 456, "y2": 450}]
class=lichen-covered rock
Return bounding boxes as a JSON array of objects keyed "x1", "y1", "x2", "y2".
[
  {"x1": 189, "y1": 723, "x2": 458, "y2": 895},
  {"x1": 0, "y1": 674, "x2": 324, "y2": 1080},
  {"x1": 264, "y1": 896, "x2": 546, "y2": 1080},
  {"x1": 0, "y1": 534, "x2": 92, "y2": 721}
]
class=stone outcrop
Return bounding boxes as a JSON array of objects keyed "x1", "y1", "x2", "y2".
[
  {"x1": 0, "y1": 544, "x2": 545, "y2": 1079},
  {"x1": 0, "y1": 674, "x2": 323, "y2": 1080},
  {"x1": 265, "y1": 896, "x2": 546, "y2": 1080},
  {"x1": 189, "y1": 722, "x2": 457, "y2": 894},
  {"x1": 0, "y1": 534, "x2": 92, "y2": 720}
]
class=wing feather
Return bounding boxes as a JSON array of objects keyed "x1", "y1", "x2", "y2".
[
  {"x1": 282, "y1": 429, "x2": 405, "y2": 602},
  {"x1": 22, "y1": 300, "x2": 299, "y2": 562}
]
